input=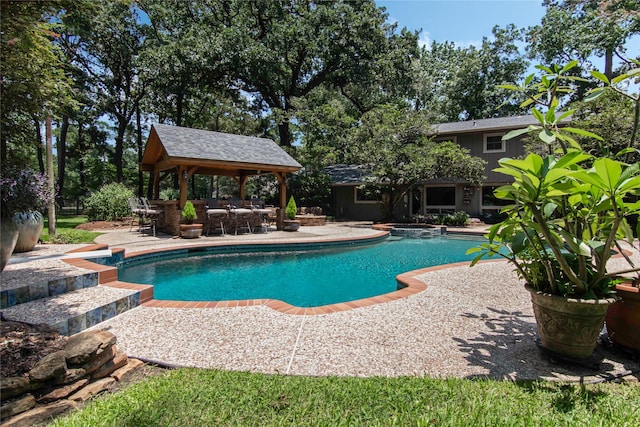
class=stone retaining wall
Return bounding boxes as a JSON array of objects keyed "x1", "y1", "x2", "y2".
[{"x1": 1, "y1": 328, "x2": 144, "y2": 426}]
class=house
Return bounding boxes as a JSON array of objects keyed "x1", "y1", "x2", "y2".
[{"x1": 325, "y1": 115, "x2": 566, "y2": 222}]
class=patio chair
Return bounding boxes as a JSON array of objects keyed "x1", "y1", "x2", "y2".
[
  {"x1": 140, "y1": 197, "x2": 163, "y2": 236},
  {"x1": 127, "y1": 198, "x2": 144, "y2": 232}
]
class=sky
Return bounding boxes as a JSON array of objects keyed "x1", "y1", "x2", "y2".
[{"x1": 376, "y1": 0, "x2": 546, "y2": 49}]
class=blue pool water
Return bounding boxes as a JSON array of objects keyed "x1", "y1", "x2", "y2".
[{"x1": 117, "y1": 236, "x2": 483, "y2": 307}]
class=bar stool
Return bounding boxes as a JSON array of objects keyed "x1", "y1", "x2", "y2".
[
  {"x1": 230, "y1": 207, "x2": 253, "y2": 235},
  {"x1": 206, "y1": 208, "x2": 228, "y2": 236}
]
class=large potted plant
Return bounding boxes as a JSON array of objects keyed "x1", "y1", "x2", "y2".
[
  {"x1": 0, "y1": 167, "x2": 54, "y2": 260},
  {"x1": 179, "y1": 201, "x2": 203, "y2": 238},
  {"x1": 468, "y1": 62, "x2": 640, "y2": 360},
  {"x1": 283, "y1": 196, "x2": 300, "y2": 232}
]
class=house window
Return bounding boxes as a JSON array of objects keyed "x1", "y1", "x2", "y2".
[
  {"x1": 425, "y1": 186, "x2": 455, "y2": 211},
  {"x1": 354, "y1": 186, "x2": 379, "y2": 204},
  {"x1": 484, "y1": 133, "x2": 505, "y2": 153}
]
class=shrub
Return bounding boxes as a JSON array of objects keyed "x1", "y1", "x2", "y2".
[
  {"x1": 441, "y1": 211, "x2": 470, "y2": 226},
  {"x1": 285, "y1": 196, "x2": 297, "y2": 220},
  {"x1": 0, "y1": 166, "x2": 54, "y2": 217},
  {"x1": 84, "y1": 183, "x2": 135, "y2": 221},
  {"x1": 181, "y1": 201, "x2": 197, "y2": 224}
]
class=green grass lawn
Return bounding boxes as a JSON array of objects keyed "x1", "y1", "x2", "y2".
[
  {"x1": 52, "y1": 369, "x2": 640, "y2": 426},
  {"x1": 40, "y1": 215, "x2": 101, "y2": 244}
]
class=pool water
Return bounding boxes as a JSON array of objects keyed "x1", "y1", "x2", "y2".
[{"x1": 117, "y1": 236, "x2": 483, "y2": 307}]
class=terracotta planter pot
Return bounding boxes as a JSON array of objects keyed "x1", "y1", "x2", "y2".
[
  {"x1": 1, "y1": 218, "x2": 19, "y2": 271},
  {"x1": 282, "y1": 219, "x2": 300, "y2": 232},
  {"x1": 606, "y1": 282, "x2": 640, "y2": 351},
  {"x1": 180, "y1": 224, "x2": 203, "y2": 239},
  {"x1": 12, "y1": 210, "x2": 44, "y2": 253},
  {"x1": 525, "y1": 284, "x2": 615, "y2": 359}
]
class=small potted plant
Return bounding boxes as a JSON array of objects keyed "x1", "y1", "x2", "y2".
[
  {"x1": 179, "y1": 201, "x2": 203, "y2": 238},
  {"x1": 468, "y1": 61, "x2": 640, "y2": 360},
  {"x1": 283, "y1": 196, "x2": 300, "y2": 232}
]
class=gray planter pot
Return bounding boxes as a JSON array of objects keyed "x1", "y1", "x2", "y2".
[
  {"x1": 180, "y1": 224, "x2": 203, "y2": 239},
  {"x1": 12, "y1": 210, "x2": 44, "y2": 253},
  {"x1": 1, "y1": 218, "x2": 19, "y2": 271},
  {"x1": 282, "y1": 220, "x2": 300, "y2": 232},
  {"x1": 525, "y1": 284, "x2": 615, "y2": 359}
]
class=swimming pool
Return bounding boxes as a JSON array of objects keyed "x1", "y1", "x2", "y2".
[{"x1": 117, "y1": 236, "x2": 484, "y2": 307}]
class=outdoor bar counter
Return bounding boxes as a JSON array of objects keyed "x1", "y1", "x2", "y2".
[{"x1": 151, "y1": 200, "x2": 276, "y2": 236}]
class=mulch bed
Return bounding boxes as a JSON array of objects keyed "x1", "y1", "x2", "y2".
[
  {"x1": 0, "y1": 321, "x2": 67, "y2": 378},
  {"x1": 75, "y1": 219, "x2": 134, "y2": 231}
]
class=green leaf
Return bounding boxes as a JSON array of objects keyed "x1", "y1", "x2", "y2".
[
  {"x1": 539, "y1": 129, "x2": 555, "y2": 144},
  {"x1": 562, "y1": 127, "x2": 603, "y2": 141},
  {"x1": 532, "y1": 108, "x2": 544, "y2": 124},
  {"x1": 502, "y1": 126, "x2": 538, "y2": 141},
  {"x1": 584, "y1": 87, "x2": 606, "y2": 101},
  {"x1": 560, "y1": 60, "x2": 578, "y2": 74},
  {"x1": 556, "y1": 110, "x2": 573, "y2": 122},
  {"x1": 590, "y1": 70, "x2": 609, "y2": 84}
]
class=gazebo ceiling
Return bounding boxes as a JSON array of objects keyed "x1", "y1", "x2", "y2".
[{"x1": 141, "y1": 123, "x2": 301, "y2": 176}]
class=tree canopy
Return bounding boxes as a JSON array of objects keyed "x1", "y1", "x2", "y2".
[{"x1": 2, "y1": 0, "x2": 637, "y2": 214}]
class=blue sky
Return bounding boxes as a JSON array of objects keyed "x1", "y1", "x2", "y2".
[{"x1": 376, "y1": 0, "x2": 545, "y2": 49}]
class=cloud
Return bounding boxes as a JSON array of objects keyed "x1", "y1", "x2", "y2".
[
  {"x1": 418, "y1": 31, "x2": 432, "y2": 50},
  {"x1": 453, "y1": 39, "x2": 483, "y2": 49}
]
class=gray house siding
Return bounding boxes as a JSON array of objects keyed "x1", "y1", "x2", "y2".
[
  {"x1": 332, "y1": 186, "x2": 386, "y2": 221},
  {"x1": 326, "y1": 116, "x2": 563, "y2": 222}
]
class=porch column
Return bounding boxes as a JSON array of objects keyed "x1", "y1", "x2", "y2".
[{"x1": 179, "y1": 165, "x2": 188, "y2": 209}]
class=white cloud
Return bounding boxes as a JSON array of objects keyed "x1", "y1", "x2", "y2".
[
  {"x1": 453, "y1": 39, "x2": 483, "y2": 49},
  {"x1": 418, "y1": 30, "x2": 432, "y2": 50}
]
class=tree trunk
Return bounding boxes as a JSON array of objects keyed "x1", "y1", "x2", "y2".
[
  {"x1": 604, "y1": 46, "x2": 613, "y2": 81},
  {"x1": 56, "y1": 116, "x2": 69, "y2": 211},
  {"x1": 46, "y1": 117, "x2": 56, "y2": 236},
  {"x1": 136, "y1": 105, "x2": 144, "y2": 197},
  {"x1": 33, "y1": 116, "x2": 45, "y2": 174},
  {"x1": 115, "y1": 119, "x2": 127, "y2": 183},
  {"x1": 278, "y1": 121, "x2": 291, "y2": 147},
  {"x1": 77, "y1": 124, "x2": 87, "y2": 201}
]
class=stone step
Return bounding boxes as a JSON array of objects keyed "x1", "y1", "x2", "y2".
[{"x1": 0, "y1": 284, "x2": 141, "y2": 336}]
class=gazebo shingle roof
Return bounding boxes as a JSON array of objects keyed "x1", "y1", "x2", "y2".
[{"x1": 145, "y1": 123, "x2": 301, "y2": 169}]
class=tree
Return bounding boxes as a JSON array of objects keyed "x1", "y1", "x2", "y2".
[
  {"x1": 67, "y1": 0, "x2": 151, "y2": 182},
  {"x1": 527, "y1": 0, "x2": 640, "y2": 79},
  {"x1": 416, "y1": 25, "x2": 529, "y2": 121},
  {"x1": 216, "y1": 0, "x2": 395, "y2": 148},
  {"x1": 348, "y1": 104, "x2": 486, "y2": 218},
  {"x1": 0, "y1": 0, "x2": 75, "y2": 166}
]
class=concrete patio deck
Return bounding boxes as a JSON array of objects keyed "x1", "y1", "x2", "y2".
[{"x1": 2, "y1": 222, "x2": 638, "y2": 382}]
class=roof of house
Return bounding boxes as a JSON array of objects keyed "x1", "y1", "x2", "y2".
[
  {"x1": 323, "y1": 164, "x2": 373, "y2": 186},
  {"x1": 432, "y1": 115, "x2": 570, "y2": 135},
  {"x1": 141, "y1": 124, "x2": 301, "y2": 174}
]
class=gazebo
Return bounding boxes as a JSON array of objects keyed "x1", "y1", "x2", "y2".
[{"x1": 140, "y1": 123, "x2": 302, "y2": 233}]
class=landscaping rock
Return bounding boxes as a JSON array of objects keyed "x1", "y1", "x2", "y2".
[
  {"x1": 68, "y1": 377, "x2": 116, "y2": 403},
  {"x1": 0, "y1": 323, "x2": 144, "y2": 426},
  {"x1": 54, "y1": 368, "x2": 86, "y2": 385},
  {"x1": 91, "y1": 350, "x2": 127, "y2": 380},
  {"x1": 111, "y1": 358, "x2": 144, "y2": 381},
  {"x1": 81, "y1": 343, "x2": 115, "y2": 375},
  {"x1": 65, "y1": 330, "x2": 116, "y2": 365},
  {"x1": 28, "y1": 350, "x2": 67, "y2": 382},
  {"x1": 1, "y1": 400, "x2": 77, "y2": 427},
  {"x1": 0, "y1": 377, "x2": 30, "y2": 400},
  {"x1": 0, "y1": 394, "x2": 35, "y2": 420},
  {"x1": 37, "y1": 379, "x2": 89, "y2": 404}
]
